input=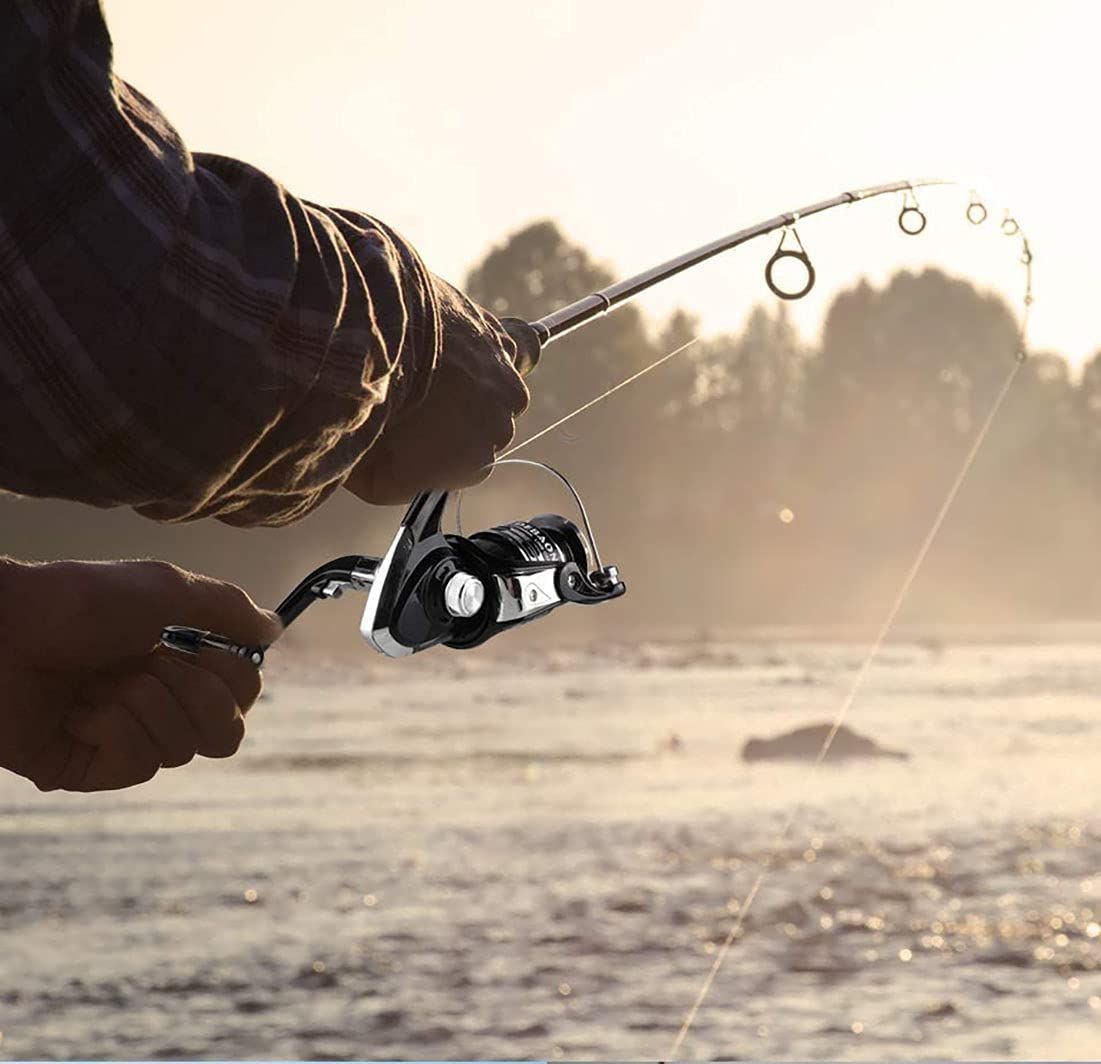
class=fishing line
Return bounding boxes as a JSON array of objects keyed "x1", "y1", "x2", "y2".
[
  {"x1": 668, "y1": 351, "x2": 1023, "y2": 1059},
  {"x1": 499, "y1": 337, "x2": 701, "y2": 459},
  {"x1": 668, "y1": 202, "x2": 1034, "y2": 1058},
  {"x1": 452, "y1": 339, "x2": 701, "y2": 539}
]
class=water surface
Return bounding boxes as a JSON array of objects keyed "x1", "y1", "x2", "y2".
[{"x1": 2, "y1": 640, "x2": 1100, "y2": 1059}]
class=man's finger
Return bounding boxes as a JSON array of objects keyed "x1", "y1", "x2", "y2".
[
  {"x1": 193, "y1": 647, "x2": 263, "y2": 715},
  {"x1": 63, "y1": 702, "x2": 162, "y2": 791},
  {"x1": 22, "y1": 731, "x2": 85, "y2": 792},
  {"x1": 56, "y1": 743, "x2": 97, "y2": 791},
  {"x1": 146, "y1": 654, "x2": 246, "y2": 758},
  {"x1": 93, "y1": 672, "x2": 200, "y2": 769},
  {"x1": 11, "y1": 560, "x2": 281, "y2": 669}
]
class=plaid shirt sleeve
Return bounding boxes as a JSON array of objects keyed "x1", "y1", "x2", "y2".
[{"x1": 0, "y1": 0, "x2": 445, "y2": 526}]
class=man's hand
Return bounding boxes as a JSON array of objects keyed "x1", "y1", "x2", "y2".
[
  {"x1": 344, "y1": 283, "x2": 539, "y2": 506},
  {"x1": 0, "y1": 559, "x2": 281, "y2": 792}
]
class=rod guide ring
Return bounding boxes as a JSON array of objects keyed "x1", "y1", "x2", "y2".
[
  {"x1": 765, "y1": 248, "x2": 816, "y2": 301},
  {"x1": 898, "y1": 205, "x2": 927, "y2": 235},
  {"x1": 765, "y1": 226, "x2": 815, "y2": 301}
]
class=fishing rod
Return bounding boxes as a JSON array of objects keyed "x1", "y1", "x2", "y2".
[{"x1": 160, "y1": 177, "x2": 1030, "y2": 667}]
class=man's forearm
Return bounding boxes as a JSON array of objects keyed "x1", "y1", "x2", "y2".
[{"x1": 0, "y1": 0, "x2": 442, "y2": 526}]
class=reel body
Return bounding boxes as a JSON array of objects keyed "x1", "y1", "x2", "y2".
[{"x1": 360, "y1": 490, "x2": 623, "y2": 658}]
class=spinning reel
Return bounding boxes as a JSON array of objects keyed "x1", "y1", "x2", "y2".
[{"x1": 160, "y1": 462, "x2": 625, "y2": 666}]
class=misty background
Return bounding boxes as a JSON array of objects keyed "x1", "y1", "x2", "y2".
[
  {"x1": 1, "y1": 217, "x2": 1094, "y2": 651},
  {"x1": 8, "y1": 6, "x2": 1101, "y2": 1060},
  {"x1": 7, "y1": 223, "x2": 1101, "y2": 1062}
]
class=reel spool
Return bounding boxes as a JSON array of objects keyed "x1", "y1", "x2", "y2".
[{"x1": 160, "y1": 463, "x2": 624, "y2": 665}]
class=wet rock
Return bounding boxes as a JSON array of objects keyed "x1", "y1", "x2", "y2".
[
  {"x1": 919, "y1": 1000, "x2": 960, "y2": 1019},
  {"x1": 974, "y1": 947, "x2": 1033, "y2": 968},
  {"x1": 769, "y1": 900, "x2": 812, "y2": 926},
  {"x1": 656, "y1": 731, "x2": 684, "y2": 753},
  {"x1": 235, "y1": 997, "x2": 271, "y2": 1014},
  {"x1": 408, "y1": 1024, "x2": 455, "y2": 1042},
  {"x1": 292, "y1": 964, "x2": 340, "y2": 989},
  {"x1": 606, "y1": 890, "x2": 653, "y2": 914},
  {"x1": 741, "y1": 722, "x2": 909, "y2": 763}
]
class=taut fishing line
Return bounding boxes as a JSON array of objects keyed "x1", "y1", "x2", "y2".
[
  {"x1": 660, "y1": 198, "x2": 1030, "y2": 1057},
  {"x1": 156, "y1": 177, "x2": 1034, "y2": 1057},
  {"x1": 499, "y1": 337, "x2": 700, "y2": 460},
  {"x1": 669, "y1": 334, "x2": 1028, "y2": 1059}
]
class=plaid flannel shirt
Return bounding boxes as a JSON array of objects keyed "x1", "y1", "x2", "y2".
[{"x1": 0, "y1": 0, "x2": 448, "y2": 526}]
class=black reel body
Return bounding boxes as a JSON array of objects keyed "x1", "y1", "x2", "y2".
[{"x1": 359, "y1": 490, "x2": 624, "y2": 657}]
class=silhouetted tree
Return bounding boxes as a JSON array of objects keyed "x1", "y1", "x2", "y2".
[{"x1": 465, "y1": 220, "x2": 655, "y2": 438}]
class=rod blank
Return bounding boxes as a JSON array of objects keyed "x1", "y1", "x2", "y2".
[{"x1": 529, "y1": 178, "x2": 956, "y2": 345}]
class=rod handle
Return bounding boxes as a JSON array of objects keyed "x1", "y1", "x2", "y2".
[{"x1": 501, "y1": 317, "x2": 543, "y2": 377}]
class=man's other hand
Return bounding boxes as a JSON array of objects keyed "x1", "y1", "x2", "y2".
[
  {"x1": 344, "y1": 284, "x2": 538, "y2": 506},
  {"x1": 0, "y1": 559, "x2": 281, "y2": 792}
]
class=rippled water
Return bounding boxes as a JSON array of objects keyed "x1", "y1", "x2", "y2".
[{"x1": 2, "y1": 639, "x2": 1101, "y2": 1060}]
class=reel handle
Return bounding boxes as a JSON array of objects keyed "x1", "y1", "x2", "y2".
[{"x1": 159, "y1": 554, "x2": 379, "y2": 668}]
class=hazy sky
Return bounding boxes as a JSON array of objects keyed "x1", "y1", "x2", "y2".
[{"x1": 104, "y1": 0, "x2": 1095, "y2": 367}]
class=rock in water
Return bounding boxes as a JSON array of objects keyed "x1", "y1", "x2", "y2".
[{"x1": 741, "y1": 722, "x2": 908, "y2": 763}]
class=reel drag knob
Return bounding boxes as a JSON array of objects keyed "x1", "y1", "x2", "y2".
[{"x1": 443, "y1": 571, "x2": 486, "y2": 618}]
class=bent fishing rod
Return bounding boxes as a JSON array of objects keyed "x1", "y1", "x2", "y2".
[{"x1": 160, "y1": 177, "x2": 1032, "y2": 667}]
